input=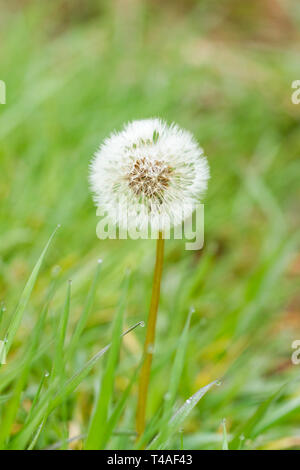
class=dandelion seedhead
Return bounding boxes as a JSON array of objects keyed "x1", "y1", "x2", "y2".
[{"x1": 90, "y1": 118, "x2": 209, "y2": 233}]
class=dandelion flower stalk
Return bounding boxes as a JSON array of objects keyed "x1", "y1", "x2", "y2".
[
  {"x1": 136, "y1": 231, "x2": 164, "y2": 437},
  {"x1": 90, "y1": 118, "x2": 209, "y2": 443}
]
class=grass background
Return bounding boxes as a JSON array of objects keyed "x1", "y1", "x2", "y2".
[{"x1": 0, "y1": 0, "x2": 300, "y2": 450}]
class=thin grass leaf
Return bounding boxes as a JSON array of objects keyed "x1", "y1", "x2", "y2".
[
  {"x1": 229, "y1": 383, "x2": 285, "y2": 449},
  {"x1": 253, "y1": 395, "x2": 300, "y2": 436},
  {"x1": 165, "y1": 308, "x2": 193, "y2": 415},
  {"x1": 0, "y1": 302, "x2": 49, "y2": 448},
  {"x1": 4, "y1": 226, "x2": 59, "y2": 357},
  {"x1": 0, "y1": 339, "x2": 52, "y2": 395},
  {"x1": 25, "y1": 372, "x2": 49, "y2": 425},
  {"x1": 157, "y1": 308, "x2": 193, "y2": 446},
  {"x1": 0, "y1": 340, "x2": 7, "y2": 365},
  {"x1": 0, "y1": 393, "x2": 11, "y2": 404},
  {"x1": 51, "y1": 321, "x2": 140, "y2": 411},
  {"x1": 222, "y1": 419, "x2": 229, "y2": 450},
  {"x1": 148, "y1": 380, "x2": 218, "y2": 449},
  {"x1": 0, "y1": 373, "x2": 27, "y2": 449},
  {"x1": 27, "y1": 419, "x2": 46, "y2": 451},
  {"x1": 85, "y1": 273, "x2": 130, "y2": 450},
  {"x1": 98, "y1": 365, "x2": 140, "y2": 449},
  {"x1": 66, "y1": 260, "x2": 102, "y2": 361},
  {"x1": 134, "y1": 408, "x2": 163, "y2": 450},
  {"x1": 144, "y1": 308, "x2": 193, "y2": 449},
  {"x1": 44, "y1": 433, "x2": 86, "y2": 451},
  {"x1": 0, "y1": 302, "x2": 6, "y2": 332},
  {"x1": 50, "y1": 281, "x2": 71, "y2": 381}
]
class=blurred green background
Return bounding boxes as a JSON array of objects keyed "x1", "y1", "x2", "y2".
[{"x1": 0, "y1": 0, "x2": 300, "y2": 450}]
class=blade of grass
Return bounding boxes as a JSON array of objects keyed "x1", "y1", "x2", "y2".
[
  {"x1": 50, "y1": 280, "x2": 71, "y2": 381},
  {"x1": 147, "y1": 308, "x2": 193, "y2": 448},
  {"x1": 0, "y1": 340, "x2": 7, "y2": 365},
  {"x1": 66, "y1": 260, "x2": 102, "y2": 361},
  {"x1": 134, "y1": 407, "x2": 163, "y2": 450},
  {"x1": 222, "y1": 419, "x2": 229, "y2": 450},
  {"x1": 0, "y1": 302, "x2": 6, "y2": 332},
  {"x1": 253, "y1": 395, "x2": 300, "y2": 436},
  {"x1": 98, "y1": 364, "x2": 140, "y2": 449},
  {"x1": 44, "y1": 433, "x2": 86, "y2": 451},
  {"x1": 4, "y1": 226, "x2": 59, "y2": 358},
  {"x1": 229, "y1": 383, "x2": 286, "y2": 449},
  {"x1": 148, "y1": 380, "x2": 219, "y2": 449},
  {"x1": 27, "y1": 419, "x2": 46, "y2": 451},
  {"x1": 25, "y1": 371, "x2": 49, "y2": 425},
  {"x1": 0, "y1": 339, "x2": 52, "y2": 394},
  {"x1": 0, "y1": 301, "x2": 49, "y2": 448},
  {"x1": 85, "y1": 273, "x2": 130, "y2": 450},
  {"x1": 164, "y1": 308, "x2": 193, "y2": 417}
]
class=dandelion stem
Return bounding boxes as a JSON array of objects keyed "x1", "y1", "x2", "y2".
[{"x1": 136, "y1": 232, "x2": 164, "y2": 438}]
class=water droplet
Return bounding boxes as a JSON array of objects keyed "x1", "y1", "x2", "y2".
[
  {"x1": 45, "y1": 371, "x2": 50, "y2": 378},
  {"x1": 147, "y1": 344, "x2": 155, "y2": 354},
  {"x1": 52, "y1": 265, "x2": 61, "y2": 276},
  {"x1": 222, "y1": 418, "x2": 226, "y2": 425},
  {"x1": 97, "y1": 258, "x2": 103, "y2": 264},
  {"x1": 68, "y1": 279, "x2": 72, "y2": 284},
  {"x1": 216, "y1": 379, "x2": 222, "y2": 386},
  {"x1": 190, "y1": 306, "x2": 195, "y2": 314},
  {"x1": 240, "y1": 434, "x2": 245, "y2": 441},
  {"x1": 139, "y1": 321, "x2": 145, "y2": 328},
  {"x1": 164, "y1": 392, "x2": 171, "y2": 401},
  {"x1": 57, "y1": 224, "x2": 61, "y2": 228}
]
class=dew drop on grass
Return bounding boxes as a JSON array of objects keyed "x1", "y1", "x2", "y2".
[
  {"x1": 44, "y1": 371, "x2": 50, "y2": 378},
  {"x1": 51, "y1": 265, "x2": 61, "y2": 277},
  {"x1": 97, "y1": 258, "x2": 103, "y2": 264},
  {"x1": 139, "y1": 321, "x2": 145, "y2": 327},
  {"x1": 216, "y1": 379, "x2": 222, "y2": 386}
]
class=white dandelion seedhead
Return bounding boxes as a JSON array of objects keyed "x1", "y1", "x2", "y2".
[{"x1": 89, "y1": 118, "x2": 209, "y2": 234}]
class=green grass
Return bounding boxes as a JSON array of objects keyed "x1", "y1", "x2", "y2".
[{"x1": 0, "y1": 0, "x2": 300, "y2": 450}]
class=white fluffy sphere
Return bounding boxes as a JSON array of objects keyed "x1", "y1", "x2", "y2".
[{"x1": 90, "y1": 118, "x2": 209, "y2": 233}]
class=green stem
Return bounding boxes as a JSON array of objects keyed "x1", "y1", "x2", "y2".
[{"x1": 136, "y1": 232, "x2": 164, "y2": 438}]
